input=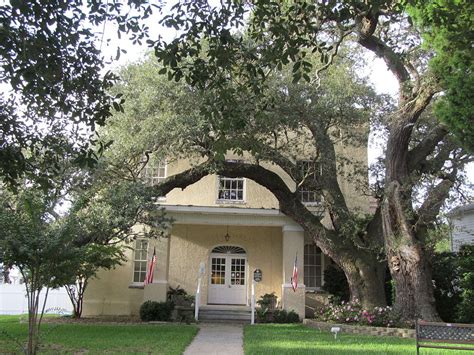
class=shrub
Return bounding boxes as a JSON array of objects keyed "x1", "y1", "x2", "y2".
[
  {"x1": 256, "y1": 307, "x2": 271, "y2": 323},
  {"x1": 456, "y1": 245, "x2": 474, "y2": 323},
  {"x1": 314, "y1": 299, "x2": 400, "y2": 328},
  {"x1": 256, "y1": 293, "x2": 277, "y2": 310},
  {"x1": 273, "y1": 309, "x2": 300, "y2": 323},
  {"x1": 430, "y1": 245, "x2": 474, "y2": 323},
  {"x1": 139, "y1": 301, "x2": 175, "y2": 322},
  {"x1": 431, "y1": 252, "x2": 462, "y2": 322},
  {"x1": 286, "y1": 310, "x2": 300, "y2": 323},
  {"x1": 322, "y1": 265, "x2": 350, "y2": 303},
  {"x1": 167, "y1": 285, "x2": 194, "y2": 307}
]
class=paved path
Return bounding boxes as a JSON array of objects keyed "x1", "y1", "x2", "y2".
[{"x1": 184, "y1": 323, "x2": 244, "y2": 355}]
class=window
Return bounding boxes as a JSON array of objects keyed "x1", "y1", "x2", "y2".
[
  {"x1": 211, "y1": 257, "x2": 226, "y2": 285},
  {"x1": 217, "y1": 176, "x2": 245, "y2": 201},
  {"x1": 297, "y1": 160, "x2": 321, "y2": 204},
  {"x1": 304, "y1": 244, "x2": 323, "y2": 289},
  {"x1": 143, "y1": 160, "x2": 167, "y2": 186},
  {"x1": 133, "y1": 240, "x2": 149, "y2": 283}
]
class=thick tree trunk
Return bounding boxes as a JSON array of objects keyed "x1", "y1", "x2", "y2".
[
  {"x1": 322, "y1": 245, "x2": 387, "y2": 308},
  {"x1": 355, "y1": 10, "x2": 443, "y2": 322},
  {"x1": 215, "y1": 161, "x2": 389, "y2": 308},
  {"x1": 382, "y1": 181, "x2": 440, "y2": 321}
]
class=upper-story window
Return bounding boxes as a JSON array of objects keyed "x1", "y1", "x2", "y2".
[
  {"x1": 217, "y1": 160, "x2": 245, "y2": 202},
  {"x1": 133, "y1": 239, "x2": 149, "y2": 283},
  {"x1": 297, "y1": 160, "x2": 321, "y2": 205},
  {"x1": 217, "y1": 176, "x2": 245, "y2": 202},
  {"x1": 304, "y1": 244, "x2": 323, "y2": 289},
  {"x1": 143, "y1": 160, "x2": 167, "y2": 186}
]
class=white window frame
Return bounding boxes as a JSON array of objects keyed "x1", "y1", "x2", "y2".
[
  {"x1": 143, "y1": 160, "x2": 167, "y2": 186},
  {"x1": 142, "y1": 160, "x2": 167, "y2": 201},
  {"x1": 304, "y1": 244, "x2": 324, "y2": 290},
  {"x1": 297, "y1": 160, "x2": 321, "y2": 206},
  {"x1": 132, "y1": 239, "x2": 149, "y2": 284},
  {"x1": 216, "y1": 160, "x2": 246, "y2": 203},
  {"x1": 216, "y1": 176, "x2": 246, "y2": 203}
]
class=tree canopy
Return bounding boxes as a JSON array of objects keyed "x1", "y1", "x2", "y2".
[
  {"x1": 0, "y1": 0, "x2": 158, "y2": 188},
  {"x1": 132, "y1": 0, "x2": 472, "y2": 321}
]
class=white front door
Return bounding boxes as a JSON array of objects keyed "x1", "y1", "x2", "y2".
[{"x1": 208, "y1": 254, "x2": 247, "y2": 305}]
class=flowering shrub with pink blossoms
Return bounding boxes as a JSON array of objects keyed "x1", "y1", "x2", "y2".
[{"x1": 314, "y1": 299, "x2": 401, "y2": 328}]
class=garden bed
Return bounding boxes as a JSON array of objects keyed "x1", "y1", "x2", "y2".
[{"x1": 303, "y1": 319, "x2": 415, "y2": 338}]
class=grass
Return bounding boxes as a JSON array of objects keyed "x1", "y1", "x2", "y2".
[
  {"x1": 244, "y1": 324, "x2": 473, "y2": 354},
  {"x1": 0, "y1": 315, "x2": 198, "y2": 354}
]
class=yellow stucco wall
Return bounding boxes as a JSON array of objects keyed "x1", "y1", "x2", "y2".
[
  {"x1": 82, "y1": 245, "x2": 144, "y2": 316},
  {"x1": 164, "y1": 158, "x2": 280, "y2": 208},
  {"x1": 163, "y1": 143, "x2": 369, "y2": 212},
  {"x1": 84, "y1": 138, "x2": 369, "y2": 316},
  {"x1": 168, "y1": 224, "x2": 283, "y2": 306},
  {"x1": 83, "y1": 236, "x2": 170, "y2": 316}
]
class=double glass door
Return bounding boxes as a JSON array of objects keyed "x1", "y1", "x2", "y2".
[{"x1": 208, "y1": 254, "x2": 247, "y2": 305}]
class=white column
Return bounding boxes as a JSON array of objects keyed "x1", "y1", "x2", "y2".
[{"x1": 281, "y1": 225, "x2": 305, "y2": 319}]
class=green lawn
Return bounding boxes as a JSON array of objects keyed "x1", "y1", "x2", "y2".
[
  {"x1": 0, "y1": 315, "x2": 198, "y2": 354},
  {"x1": 244, "y1": 324, "x2": 472, "y2": 354}
]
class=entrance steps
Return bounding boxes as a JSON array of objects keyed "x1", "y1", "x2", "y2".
[{"x1": 198, "y1": 305, "x2": 251, "y2": 323}]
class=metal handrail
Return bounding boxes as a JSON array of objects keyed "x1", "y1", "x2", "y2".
[
  {"x1": 251, "y1": 280, "x2": 255, "y2": 324},
  {"x1": 195, "y1": 276, "x2": 201, "y2": 321}
]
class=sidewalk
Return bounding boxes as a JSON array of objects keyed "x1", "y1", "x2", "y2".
[{"x1": 184, "y1": 323, "x2": 244, "y2": 355}]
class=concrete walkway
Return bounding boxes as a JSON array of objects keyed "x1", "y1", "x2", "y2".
[{"x1": 184, "y1": 323, "x2": 244, "y2": 355}]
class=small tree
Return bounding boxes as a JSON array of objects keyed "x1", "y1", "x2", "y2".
[
  {"x1": 60, "y1": 179, "x2": 171, "y2": 318},
  {"x1": 64, "y1": 244, "x2": 125, "y2": 319},
  {"x1": 0, "y1": 190, "x2": 79, "y2": 355}
]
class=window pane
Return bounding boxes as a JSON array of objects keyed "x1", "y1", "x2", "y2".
[
  {"x1": 133, "y1": 240, "x2": 148, "y2": 283},
  {"x1": 218, "y1": 177, "x2": 244, "y2": 201},
  {"x1": 304, "y1": 244, "x2": 323, "y2": 289}
]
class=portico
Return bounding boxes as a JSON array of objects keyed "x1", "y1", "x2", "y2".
[{"x1": 161, "y1": 205, "x2": 306, "y2": 317}]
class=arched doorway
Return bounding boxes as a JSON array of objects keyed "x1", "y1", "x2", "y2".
[{"x1": 208, "y1": 246, "x2": 247, "y2": 305}]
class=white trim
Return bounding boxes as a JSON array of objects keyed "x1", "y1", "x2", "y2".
[
  {"x1": 209, "y1": 243, "x2": 247, "y2": 254},
  {"x1": 149, "y1": 280, "x2": 168, "y2": 285},
  {"x1": 163, "y1": 205, "x2": 304, "y2": 229},
  {"x1": 208, "y1": 251, "x2": 248, "y2": 305},
  {"x1": 216, "y1": 199, "x2": 246, "y2": 205},
  {"x1": 282, "y1": 225, "x2": 304, "y2": 232},
  {"x1": 448, "y1": 203, "x2": 474, "y2": 217},
  {"x1": 164, "y1": 205, "x2": 283, "y2": 216},
  {"x1": 282, "y1": 283, "x2": 306, "y2": 288},
  {"x1": 132, "y1": 239, "x2": 148, "y2": 283},
  {"x1": 216, "y1": 176, "x2": 246, "y2": 203}
]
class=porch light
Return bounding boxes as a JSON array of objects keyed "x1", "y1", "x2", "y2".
[{"x1": 224, "y1": 226, "x2": 231, "y2": 242}]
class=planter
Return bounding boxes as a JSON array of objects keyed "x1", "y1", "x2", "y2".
[
  {"x1": 169, "y1": 295, "x2": 194, "y2": 307},
  {"x1": 171, "y1": 306, "x2": 195, "y2": 324},
  {"x1": 303, "y1": 319, "x2": 415, "y2": 338}
]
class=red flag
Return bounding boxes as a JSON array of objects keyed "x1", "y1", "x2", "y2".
[
  {"x1": 144, "y1": 247, "x2": 157, "y2": 286},
  {"x1": 291, "y1": 252, "x2": 298, "y2": 292}
]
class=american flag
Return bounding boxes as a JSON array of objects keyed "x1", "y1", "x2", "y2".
[
  {"x1": 144, "y1": 247, "x2": 157, "y2": 286},
  {"x1": 291, "y1": 252, "x2": 298, "y2": 292}
]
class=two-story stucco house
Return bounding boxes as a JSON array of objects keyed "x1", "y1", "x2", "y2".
[
  {"x1": 448, "y1": 203, "x2": 474, "y2": 252},
  {"x1": 83, "y1": 147, "x2": 370, "y2": 320}
]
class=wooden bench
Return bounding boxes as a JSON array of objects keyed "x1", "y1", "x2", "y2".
[{"x1": 416, "y1": 319, "x2": 474, "y2": 354}]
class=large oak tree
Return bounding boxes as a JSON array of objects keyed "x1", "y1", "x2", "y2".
[{"x1": 143, "y1": 0, "x2": 472, "y2": 320}]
